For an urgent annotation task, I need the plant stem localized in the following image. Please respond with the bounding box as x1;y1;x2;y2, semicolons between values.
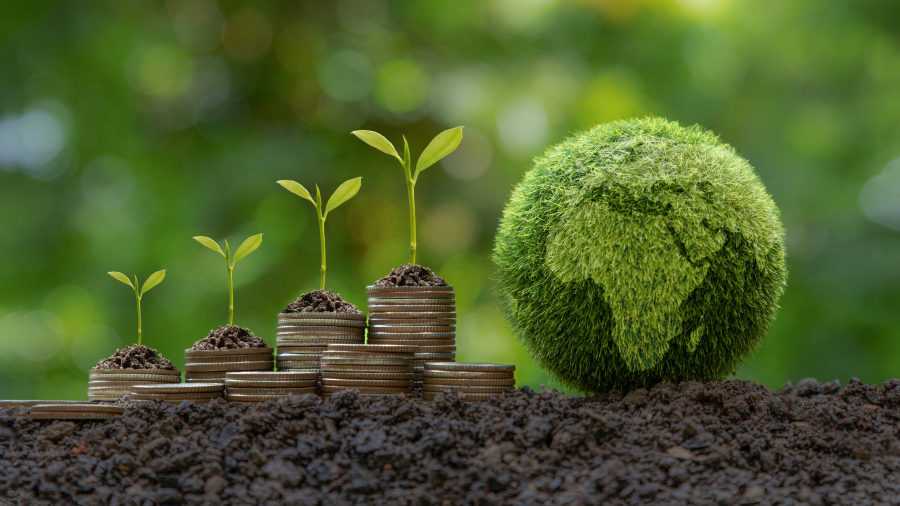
405;163;417;265
319;213;326;290
227;260;234;326
135;290;142;347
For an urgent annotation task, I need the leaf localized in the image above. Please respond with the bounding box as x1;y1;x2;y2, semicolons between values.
277;180;316;205
324;178;362;217
108;272;134;288
140;270;166;296
232;234;263;265
351;130;402;163
403;135;410;172
415;126;464;178
193;236;224;256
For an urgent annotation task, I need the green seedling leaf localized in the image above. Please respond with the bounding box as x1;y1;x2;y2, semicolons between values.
140;270;166;296
324;178;362;217
403;136;410;172
351;130;402;163
415;126;464;179
108;272;134;288
316;185;322;211
193;236;224;256
278;180;316;205
232;234;263;265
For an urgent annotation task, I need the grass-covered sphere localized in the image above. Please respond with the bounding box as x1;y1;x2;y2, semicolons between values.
493;117;786;394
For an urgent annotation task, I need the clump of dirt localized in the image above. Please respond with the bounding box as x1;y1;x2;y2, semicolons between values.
92;344;175;370
374;263;448;287
282;289;361;313
190;325;268;350
5;377;900;505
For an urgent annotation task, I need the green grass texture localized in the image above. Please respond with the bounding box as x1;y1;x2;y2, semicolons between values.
493;117;787;394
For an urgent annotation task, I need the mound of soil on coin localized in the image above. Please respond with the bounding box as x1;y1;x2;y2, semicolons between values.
190;325;268;351
5;378;900;505
374;263;447;287
92;344;175;370
283;289;361;314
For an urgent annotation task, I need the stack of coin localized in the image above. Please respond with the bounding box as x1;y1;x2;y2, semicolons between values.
184;347;274;383
87;368;182;402
320;344;418;399
275;312;367;374
28;403;124;420
1;400;85;410
224;371;319;402
131;383;224;404
422;363;516;402
365;285;456;386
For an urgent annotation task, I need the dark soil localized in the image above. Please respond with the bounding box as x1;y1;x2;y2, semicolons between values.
4;378;900;505
191;326;268;351
92;345;176;371
374;264;447;287
283;289;361;314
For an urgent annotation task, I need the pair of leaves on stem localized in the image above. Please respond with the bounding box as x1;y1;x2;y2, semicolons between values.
351;126;463;181
277;178;361;218
109;270;166;298
193;234;263;267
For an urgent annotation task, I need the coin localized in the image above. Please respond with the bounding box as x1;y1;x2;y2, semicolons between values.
368;325;455;332
367;331;456;338
423;378;516;387
365;285;454;293
184;347;274;357
224;381;316;388
226;392;317;402
368;311;456;319
321;393;394;399
131;392;223;401
277;318;367;328
366;339;457;347
225;387;318;395
88;374;181;384
276;337;364;345
414;346;456;353
277;352;325;359
278;312;367;321
321;353;413;361
184;371;228;379
321;379;411;387
132;383;224;394
319;372;414;380
275;361;321;368
1;400;84;408
368;319;456;326
367;297;456;304
425;362;516;372
226;371;319;381
183;354;274;365
87;380;152;388
30;403;124;413
184;362;274;373
326;344;420;354
422;392;500;402
368;305;457;313
422;385;513;394
320;364;412;373
320;358;411;366
412;352;455;359
29;411;118;420
86;389;131;396
276;327;365;335
423;370;515;379
320;385;410;394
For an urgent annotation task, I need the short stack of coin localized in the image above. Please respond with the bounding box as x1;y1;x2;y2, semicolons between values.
320;344;419;399
28;403;124;420
423;363;516;402
276;312;367;374
184;347;274;383
131;383;224;404
365;285;456;386
88;368;182;402
224;371;319;402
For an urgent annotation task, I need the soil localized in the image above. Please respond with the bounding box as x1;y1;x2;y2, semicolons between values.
374;264;448;287
283;290;362;314
92;345;176;371
191;326;268;351
3;378;900;505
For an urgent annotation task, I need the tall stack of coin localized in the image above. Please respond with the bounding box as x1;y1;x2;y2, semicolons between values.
184;347;274;383
320;344;418;398
365;285;456;386
422;363;516;402
275;313;367;374
88;368;182;402
131;383;224;404
28;403;124;421
224;371;319;402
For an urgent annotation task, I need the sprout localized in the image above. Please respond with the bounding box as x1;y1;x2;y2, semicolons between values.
277;177;361;289
193;234;263;326
352;127;463;264
108;270;166;347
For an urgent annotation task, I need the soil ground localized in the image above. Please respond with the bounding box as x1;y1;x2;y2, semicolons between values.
93;345;176;370
3;378;900;505
283;290;362;314
374;264;447;287
191;326;268;351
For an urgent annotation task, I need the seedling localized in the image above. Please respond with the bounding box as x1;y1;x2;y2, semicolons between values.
352;127;463;264
193;234;263;326
108;270;166;346
277;177;361;290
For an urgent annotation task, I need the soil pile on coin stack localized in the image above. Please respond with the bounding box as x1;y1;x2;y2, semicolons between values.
423;362;516;402
277;290;366;375
130;383;224;405
368;266;455;389
185;326;273;383
224;371;319;403
88;345;180;402
319;344;418;399
27;403;124;421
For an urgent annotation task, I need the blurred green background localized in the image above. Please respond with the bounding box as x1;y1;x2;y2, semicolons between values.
2;0;899;400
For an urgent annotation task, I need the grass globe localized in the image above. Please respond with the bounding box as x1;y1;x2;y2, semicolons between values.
493;117;787;394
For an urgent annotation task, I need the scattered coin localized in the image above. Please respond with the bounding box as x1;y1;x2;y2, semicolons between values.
321;379;411;388
422;385;513;394
423;378;516;387
226;387;317;395
320;385;410;394
423;370;515;380
425;362;516;372
132;383;224;394
184;362;274;373
184;347;274;358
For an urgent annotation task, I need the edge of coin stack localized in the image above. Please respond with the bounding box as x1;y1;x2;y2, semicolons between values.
87;367;182;402
365;285;456;389
225;371;319;402
276;312;367;376
131;382;225;404
28;403;125;420
184;347;274;383
422;362;516;402
320;344;418;399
